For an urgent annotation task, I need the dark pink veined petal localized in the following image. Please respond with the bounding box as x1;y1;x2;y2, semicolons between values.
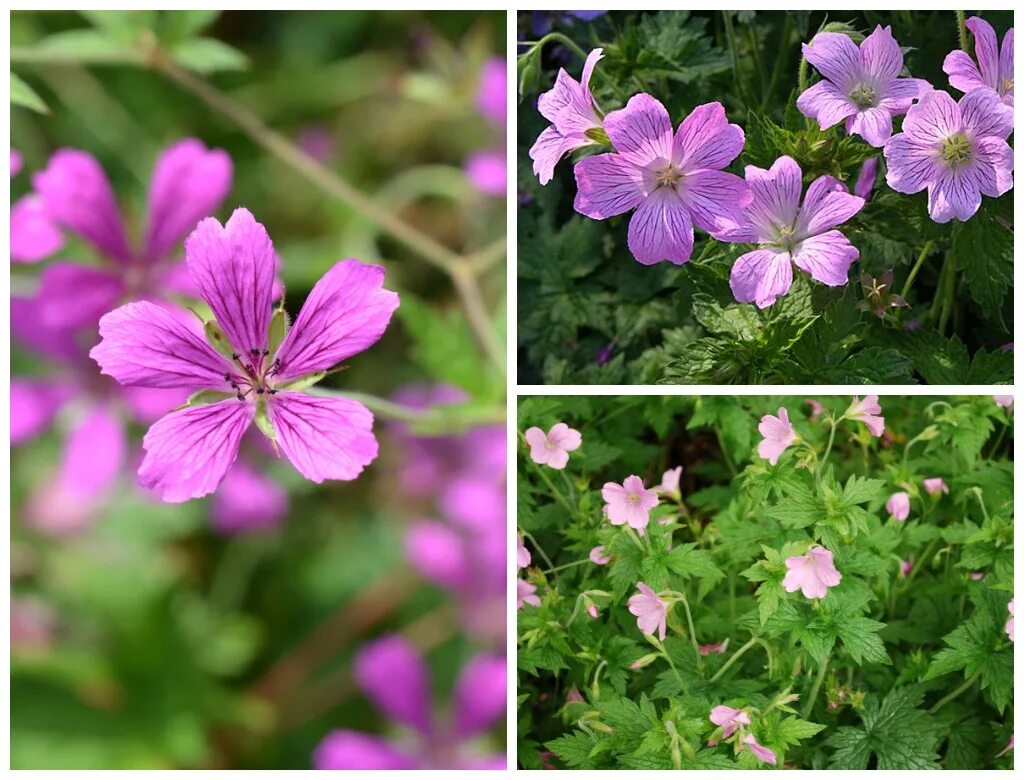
927;166;985;223
11;194;64;263
353;635;432;733
604;93;674;167
729;248;793;309
266;392;377;483
11;296;83;366
211;459;287;534
845;106;894;147
802;32;861;90
38;262;125;331
944;49;988;95
530;126;585;185
901;90;961;144
677;169;751;237
273;260;399;382
10;378;73;445
626;189;694;265
91;300;234;390
959;88;1014;140
185;207;277;355
145;139;232;263
974;136;1014;197
672;102;745;173
797;175;864;236
746;156;803;235
453;653;506;737
860;25;903;82
883;133;943;195
32;148;132;263
795;80;858;130
966;16;1000;89
573;153;645;219
155;257;202;298
791;230;859;286
138;399;253;502
312;731;417;770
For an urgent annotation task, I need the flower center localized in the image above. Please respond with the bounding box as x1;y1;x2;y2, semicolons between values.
225;348;280;400
941;131;973;167
848;84;877;109
653;164;683;190
627;493;640;505
1001;77;1013;94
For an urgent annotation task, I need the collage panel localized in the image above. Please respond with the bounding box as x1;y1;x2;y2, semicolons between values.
516;10;1014;385
516;394;1014;770
10;9;506;771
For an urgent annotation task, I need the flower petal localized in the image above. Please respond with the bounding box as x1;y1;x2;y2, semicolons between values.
878;77;931;113
10;194;64;263
267;392;377;483
966;16;1000;88
626;189;694;265
272;260;398;382
883;133;943;195
791;230;859;285
11;296;82;365
730;249;793;309
901;90;961;144
797;176;864;235
603;92;674;167
845;106;894;147
38;262;125;331
796;80;858;130
677;169;751;236
138;399;252;501
802;32;861;90
10;379;73;445
312;731;417;770
211;459;287;533
927;167;984;223
405;520;469;588
747;156;803;235
673;102;745;172
999;28;1013;95
453;653;506;737
959;88;1014;140
944;49;988;95
530;125;583;185
354;635;432;733
56;404;126;503
860;25;903;82
974;136;1014;197
573;153;645;219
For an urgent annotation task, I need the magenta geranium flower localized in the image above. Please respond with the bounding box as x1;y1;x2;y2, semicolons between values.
524;422;582;469
899;558;913;577
603;475;659;533
846;395;885;436
466;57;506;196
10;149;63;263
518;578;541;609
589;545;612;565
574;94;749;265
782;546;842;599
757;407;797;465
884;89;1013;223
743;733;778;765
710;705;750;737
210;453;288;534
922;477;949;496
886;491;910;521
31;140;232;330
797;26;930;147
943;16;1014;106
628;581;669;640
721;156;864;308
529;48;605;185
90;208;398;502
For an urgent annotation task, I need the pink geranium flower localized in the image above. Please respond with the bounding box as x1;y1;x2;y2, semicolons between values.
846;395;885;436
923;477;949;496
91;208;398;502
627;582;669;640
10;149;64;263
721;155;864;307
996;734;1014;757
700;640;729;656
602;475;659;533
655;466;683;498
518;579;541;609
797;26;930;147
529;48;605;184
884;89;1013;223
899;558;913;577
994;395;1013;410
709;705;750;737
743;733;778;765
524;422;582;469
574;94;749;266
943;16;1014;106
589;545;612;565
886;491;910;521
517;536;531;569
782;546;842;599
1006;599;1014;642
757;407;797;465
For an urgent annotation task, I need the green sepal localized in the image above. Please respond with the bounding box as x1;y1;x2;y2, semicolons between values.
186;389;235;407
275;370;326;391
584;126;611;145
268;306;289;356
254;400;276;441
204;319;236;360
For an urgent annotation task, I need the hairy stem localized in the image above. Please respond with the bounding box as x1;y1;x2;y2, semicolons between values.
527;453;578;521
520;32;590;62
801;653;830;719
929;669;981;713
955;10;969;53
521;529;556;571
722;11;750;110
901;240;935;301
709;636;759;683
676;595;704;675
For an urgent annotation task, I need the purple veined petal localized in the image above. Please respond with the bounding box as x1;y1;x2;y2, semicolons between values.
795;80;858;130
974;136;1014;197
185;207;277;355
530;126;585;185
405;519;470;589
120;385;190;425
845;106;895;147
465;150;507;196
860;25;904;82
312;731;418;770
926;166;985;223
138;399;254;502
10;378;73;445
32;148;132;263
10;194;65;263
677;169;751;237
145;139;232;264
353;634;433;733
580;47;604;92
573;153;645;219
802;32;861;90
266;392;377;483
944;49;988;95
792;230;859;285
38;262;125;331
537;67;584;124
272;259;399;382
453;653;506;737
672;102;745;172
746;156;803;233
626;189;694;265
91;300;234;390
883;133;943;195
901;90;961;144
154;257;202;298
603;93;674;167
959;88;1014;140
554;50;605;135
998;28;1013;100
211;459;288;534
796;176;864;236
966;16;1000;89
11;296;83;366
729;248;793;309
878;77;932;114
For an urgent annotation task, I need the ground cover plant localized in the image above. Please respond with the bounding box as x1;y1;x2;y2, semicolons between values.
11;10;505;769
517;395;1014;769
516;11;1014;384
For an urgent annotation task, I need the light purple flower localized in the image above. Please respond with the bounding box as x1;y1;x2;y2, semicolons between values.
709;705;750;738
574;94;749;265
628;581;669;640
743;733;778;765
589;545;611;565
210;456;288;534
529;48;605;185
602;475;659;533
923;477;949;497
1007;599;1014;642
587;603;599;619
518;578;541;609
700;640;728;656
782;546;842;599
524;422;582;469
517;536;531;569
854;156;879;201
944;16;1014;106
884;89;1013;223
846;395;885;436
655;466;683;498
757;407;797;465
797;26;930;147
994;395;1013;410
886;491;911;521
90;208;398;502
721;156;864;308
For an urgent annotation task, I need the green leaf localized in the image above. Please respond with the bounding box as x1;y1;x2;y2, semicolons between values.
171;38;248;73
835;615;891;665
31;29;140;62
952;196;1013;315
10;73;48;113
546;731;599;768
923;610;1013;713
825;688;941;769
766;479;822;529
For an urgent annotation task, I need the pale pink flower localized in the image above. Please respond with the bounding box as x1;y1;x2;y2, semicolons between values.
743;733;778;765
655;466;683;498
603;475;659;533
899;558;913;577
757;407;797;465
524;422;582;469
806;398;824;419
589;545;612;565
518;579;541;609
1006;599;1014;642
709;705;750;738
627;582;668;640
996;734;1014;757
782;546;842;599
587;604;599;619
566;687;584;704
970;571;985;581
700;640;729;656
923;477;949;496
846;395;885;436
994;395;1013;410
517;536;531;569
886;491;910;521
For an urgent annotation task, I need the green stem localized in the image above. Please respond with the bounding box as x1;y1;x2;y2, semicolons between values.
676;595;704;675
798;56;810;95
760;13;793;112
312;389;502;433
745;23;765;96
663;650;688;696
541;558;590;575
937;253;956;334
520;530;555;571
955;10;969;53
929;669;981;713
721;11;749;110
801;653;831;719
821;417;838;465
709;636;759;683
905;538;940;586
901;240;935;301
528;456;577;520
522;32;589;61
